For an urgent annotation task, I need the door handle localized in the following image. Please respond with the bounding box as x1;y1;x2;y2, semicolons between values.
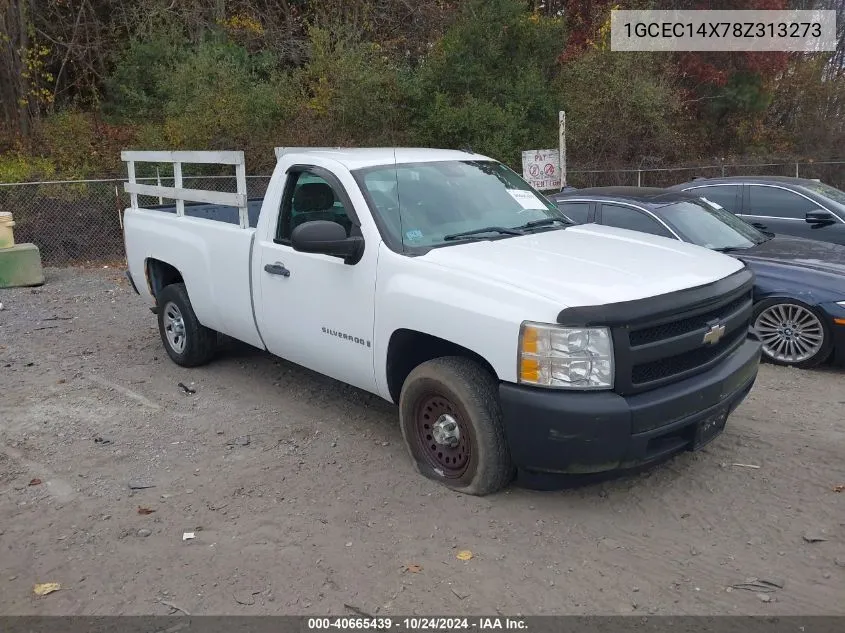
264;262;291;277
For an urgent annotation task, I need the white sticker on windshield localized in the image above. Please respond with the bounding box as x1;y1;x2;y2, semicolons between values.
508;189;548;210
699;197;724;210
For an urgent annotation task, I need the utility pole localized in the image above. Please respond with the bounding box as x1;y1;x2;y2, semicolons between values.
559;111;566;189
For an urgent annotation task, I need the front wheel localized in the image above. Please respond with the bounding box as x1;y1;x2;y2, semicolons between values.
753;298;832;369
156;283;218;367
398;357;514;496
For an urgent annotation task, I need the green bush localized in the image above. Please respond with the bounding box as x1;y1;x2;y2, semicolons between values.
555;51;681;165
408;0;566;166
0;153;56;183
296;25;409;145
108;37;300;172
103;30;186;121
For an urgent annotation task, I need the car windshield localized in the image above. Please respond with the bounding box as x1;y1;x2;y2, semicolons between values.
657;198;769;250
801;181;845;212
353;160;569;250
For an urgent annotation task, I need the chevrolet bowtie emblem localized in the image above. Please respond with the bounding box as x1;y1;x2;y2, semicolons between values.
702;322;726;345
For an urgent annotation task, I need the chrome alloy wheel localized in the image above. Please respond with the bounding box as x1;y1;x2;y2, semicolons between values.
754;303;824;364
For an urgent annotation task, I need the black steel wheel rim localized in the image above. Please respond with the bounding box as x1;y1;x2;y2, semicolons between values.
414;393;471;478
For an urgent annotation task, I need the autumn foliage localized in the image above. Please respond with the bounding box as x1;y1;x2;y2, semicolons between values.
1;0;844;180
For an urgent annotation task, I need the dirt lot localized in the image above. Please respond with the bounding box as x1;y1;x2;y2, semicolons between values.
1;268;844;616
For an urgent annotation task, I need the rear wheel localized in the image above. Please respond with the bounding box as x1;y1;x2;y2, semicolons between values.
753;299;832;368
399;357;514;496
157;283;218;367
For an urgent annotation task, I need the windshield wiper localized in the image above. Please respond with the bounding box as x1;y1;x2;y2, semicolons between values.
512;218;572;231
443;226;525;241
712;246;751;253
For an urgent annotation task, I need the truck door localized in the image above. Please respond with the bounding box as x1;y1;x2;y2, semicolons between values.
254;166;378;393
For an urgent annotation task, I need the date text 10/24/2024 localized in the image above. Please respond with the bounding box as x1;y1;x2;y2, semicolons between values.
307;618;528;631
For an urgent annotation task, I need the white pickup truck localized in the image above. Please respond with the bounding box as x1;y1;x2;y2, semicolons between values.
122;148;762;495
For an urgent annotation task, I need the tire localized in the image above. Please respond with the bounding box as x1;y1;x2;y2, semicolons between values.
156;283;218;367
398;356;514;496
752;298;832;369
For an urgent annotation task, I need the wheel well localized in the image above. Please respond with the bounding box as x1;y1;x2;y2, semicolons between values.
146;259;183;300
385;329;498;403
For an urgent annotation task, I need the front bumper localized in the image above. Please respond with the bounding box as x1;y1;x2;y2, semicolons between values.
499;336;761;484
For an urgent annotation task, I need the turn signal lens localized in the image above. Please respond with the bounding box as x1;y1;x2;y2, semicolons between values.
520;358;540;382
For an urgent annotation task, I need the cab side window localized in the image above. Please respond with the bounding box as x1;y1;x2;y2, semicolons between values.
746;185;818;219
556;201;591;224
600;204;674;239
276;171;353;242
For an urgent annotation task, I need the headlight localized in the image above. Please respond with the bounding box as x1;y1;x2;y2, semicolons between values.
837;301;845;308
518;322;614;390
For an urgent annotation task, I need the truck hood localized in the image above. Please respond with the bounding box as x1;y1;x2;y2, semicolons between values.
421;224;744;308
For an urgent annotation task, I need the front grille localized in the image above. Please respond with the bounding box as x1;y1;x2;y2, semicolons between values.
611;282;754;395
631;327;746;384
629;293;749;347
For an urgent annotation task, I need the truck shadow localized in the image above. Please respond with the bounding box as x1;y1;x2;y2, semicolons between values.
215;338;738;498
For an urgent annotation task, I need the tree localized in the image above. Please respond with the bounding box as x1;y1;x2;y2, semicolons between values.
409;0;566;165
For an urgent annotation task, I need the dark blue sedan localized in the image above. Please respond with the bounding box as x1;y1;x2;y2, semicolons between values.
550;187;845;369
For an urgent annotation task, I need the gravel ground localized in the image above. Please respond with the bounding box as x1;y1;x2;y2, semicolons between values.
1;268;844;616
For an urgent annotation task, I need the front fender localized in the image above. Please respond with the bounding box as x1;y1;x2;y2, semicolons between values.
372;248;561;398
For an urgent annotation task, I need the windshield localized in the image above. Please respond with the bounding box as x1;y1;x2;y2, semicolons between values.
353;160;569;250
657;198;768;250
801;181;845;212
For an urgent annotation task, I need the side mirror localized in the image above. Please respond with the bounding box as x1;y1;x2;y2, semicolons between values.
291;220;364;264
805;210;835;225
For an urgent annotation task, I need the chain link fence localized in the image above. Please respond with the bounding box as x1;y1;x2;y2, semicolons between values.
567;160;845;189
3;160;845;266
0;176;271;266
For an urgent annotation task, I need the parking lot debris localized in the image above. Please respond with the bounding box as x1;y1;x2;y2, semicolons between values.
757;593;772;603
177;382;196;395
137;528;152;537
33;583;61;596
456;550;473;561
128;479;155;490
182;532;195;541
28;478;42;486
803;531;828;543
833;484;844;493
159;599;190;615
234;590;258;606
137;506;156;515
344;604;374;618
731;463;761;469
451;588;469;600
729;578;783;593
93;436;112;445
226;435;251;447
405;564;422;573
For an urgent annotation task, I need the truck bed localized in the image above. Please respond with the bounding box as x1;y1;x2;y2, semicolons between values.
147;198;265;228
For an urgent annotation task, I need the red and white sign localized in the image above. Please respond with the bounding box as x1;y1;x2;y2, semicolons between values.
521;150;561;191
